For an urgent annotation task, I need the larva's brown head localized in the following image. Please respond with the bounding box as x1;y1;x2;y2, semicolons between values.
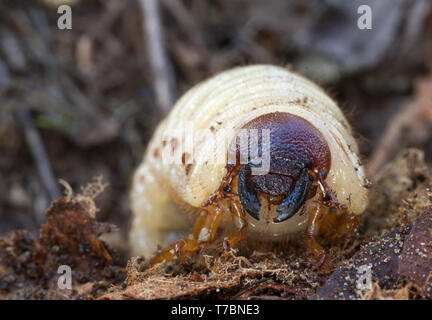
229;112;331;222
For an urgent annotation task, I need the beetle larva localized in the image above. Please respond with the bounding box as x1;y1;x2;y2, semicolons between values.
130;64;369;265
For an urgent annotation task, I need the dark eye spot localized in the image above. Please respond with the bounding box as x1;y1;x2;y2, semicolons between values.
153;148;159;158
185;164;192;176
170;138;178;153
138;175;145;184
182;152;191;165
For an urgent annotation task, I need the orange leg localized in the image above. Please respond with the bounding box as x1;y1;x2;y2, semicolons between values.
149;205;224;265
222;200;248;250
304;168;359;267
318;210;360;245
304;202;359;266
202;165;237;207
304;205;328;267
307;168;347;211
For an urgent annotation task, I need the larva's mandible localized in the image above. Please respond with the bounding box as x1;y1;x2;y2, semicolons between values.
130;65;369;264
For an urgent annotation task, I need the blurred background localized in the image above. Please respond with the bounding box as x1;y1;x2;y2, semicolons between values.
0;0;431;244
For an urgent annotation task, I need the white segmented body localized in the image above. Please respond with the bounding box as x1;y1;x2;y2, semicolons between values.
130;65;368;257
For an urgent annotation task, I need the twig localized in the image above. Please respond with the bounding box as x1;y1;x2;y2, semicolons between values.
88;0;127;41
15;108;61;202
367;103;417;177
138;0;177;116
367;76;432;177
161;0;207;50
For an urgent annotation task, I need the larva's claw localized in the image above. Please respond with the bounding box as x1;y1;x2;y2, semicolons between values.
315;254;326;269
275;166;312;223
238;164;260;220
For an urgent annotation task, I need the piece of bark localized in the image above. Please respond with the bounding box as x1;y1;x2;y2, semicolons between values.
398;198;432;298
317;225;411;300
101;275;239;300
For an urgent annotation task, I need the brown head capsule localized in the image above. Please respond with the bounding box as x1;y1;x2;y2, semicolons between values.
233;112;330;223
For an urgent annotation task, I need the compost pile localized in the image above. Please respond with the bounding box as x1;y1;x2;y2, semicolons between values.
1;0;432;300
